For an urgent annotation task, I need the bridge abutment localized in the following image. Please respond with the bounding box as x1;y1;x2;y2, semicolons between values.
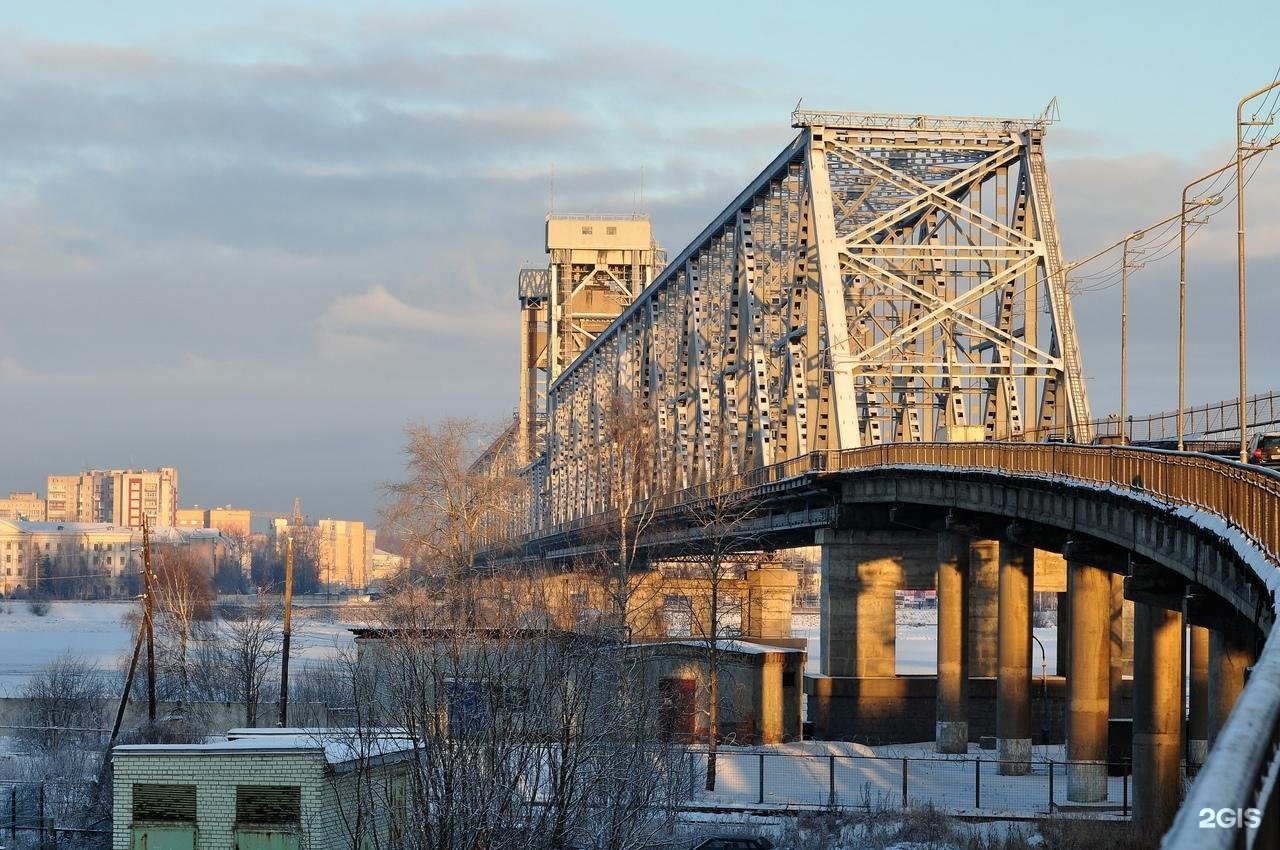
1133;601;1184;834
935;531;969;753
997;540;1034;775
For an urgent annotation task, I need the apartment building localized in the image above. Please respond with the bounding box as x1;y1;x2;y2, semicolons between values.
0;491;45;521
45;467;178;529
273;517;377;590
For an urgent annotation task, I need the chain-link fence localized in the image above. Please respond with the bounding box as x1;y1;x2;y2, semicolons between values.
0;781;110;849
684;750;1131;818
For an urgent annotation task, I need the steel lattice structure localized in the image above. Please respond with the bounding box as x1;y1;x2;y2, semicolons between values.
537;111;1092;527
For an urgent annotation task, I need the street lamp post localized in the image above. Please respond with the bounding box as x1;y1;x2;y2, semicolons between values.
1120;232;1145;440
1177;184;1225;451
1235;80;1280;460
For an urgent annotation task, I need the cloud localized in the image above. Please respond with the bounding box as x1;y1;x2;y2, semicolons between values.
317;285;506;337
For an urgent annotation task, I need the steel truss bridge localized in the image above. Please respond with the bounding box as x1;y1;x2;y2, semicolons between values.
484;110;1280;846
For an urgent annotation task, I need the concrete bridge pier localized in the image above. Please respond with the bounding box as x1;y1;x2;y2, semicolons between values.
1187;625;1209;768
996;540;1033;775
935;531;969;753
969;539;1000;678
1208;627;1254;745
817;529;902;677
1109;573;1130;717
1132;602;1184;834
1065;559;1111;801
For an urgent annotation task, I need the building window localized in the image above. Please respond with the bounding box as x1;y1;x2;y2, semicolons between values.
445;680;528;737
663;595;693;637
606;226;617;235
132;783;197;822
581;225;593;235
235;785;301;826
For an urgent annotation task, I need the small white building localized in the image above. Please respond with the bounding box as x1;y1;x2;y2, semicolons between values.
112;728;415;850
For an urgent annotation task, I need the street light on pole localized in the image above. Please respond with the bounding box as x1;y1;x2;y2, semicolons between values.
1177;184;1225;451
1235;80;1280;461
1120;230;1146;440
1062;207;1195;440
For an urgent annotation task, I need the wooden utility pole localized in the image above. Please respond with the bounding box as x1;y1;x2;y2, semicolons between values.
278;536;295;727
141;517;156;723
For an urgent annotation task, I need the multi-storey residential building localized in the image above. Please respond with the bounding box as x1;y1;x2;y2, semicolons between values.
45;468;178;529
273;517;377;590
109;468;179;529
0;491;46;521
46;472;113;523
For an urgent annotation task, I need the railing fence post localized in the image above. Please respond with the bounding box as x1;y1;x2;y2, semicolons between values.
974;758;981;809
1048;760;1055;813
1123;765;1129;817
901;757;908;808
828;755;836;808
758;752;765;805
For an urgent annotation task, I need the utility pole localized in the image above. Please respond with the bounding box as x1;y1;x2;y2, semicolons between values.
278;536;294;727
141;517;156;723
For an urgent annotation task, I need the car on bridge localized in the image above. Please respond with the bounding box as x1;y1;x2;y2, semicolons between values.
1247;431;1280;467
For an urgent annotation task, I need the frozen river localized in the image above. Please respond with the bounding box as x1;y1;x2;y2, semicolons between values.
0;600;1057;694
0;599;358;695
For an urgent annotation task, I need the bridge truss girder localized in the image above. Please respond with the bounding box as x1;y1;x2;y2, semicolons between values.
542;113;1092;526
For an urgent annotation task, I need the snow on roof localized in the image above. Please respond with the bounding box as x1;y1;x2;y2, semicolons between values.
2;519;129;534
632;639;803;655
114;728;416;767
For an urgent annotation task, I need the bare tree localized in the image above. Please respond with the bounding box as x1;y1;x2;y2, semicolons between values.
382;418;522;582
18;653;109;752
353;583;687;850
220;594;282;726
590;391;668;635
676;453;765;791
149;547;215;701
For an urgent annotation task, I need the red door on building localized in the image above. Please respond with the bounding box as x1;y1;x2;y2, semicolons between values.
659;677;696;742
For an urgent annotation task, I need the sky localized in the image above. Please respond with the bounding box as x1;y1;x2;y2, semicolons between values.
2;0;1279;525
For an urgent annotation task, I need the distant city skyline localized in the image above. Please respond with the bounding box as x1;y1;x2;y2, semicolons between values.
2;1;1279;521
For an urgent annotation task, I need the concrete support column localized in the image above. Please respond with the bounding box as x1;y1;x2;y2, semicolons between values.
1132;602;1184;834
968;539;999;678
1108;573;1127;717
935;531;969;753
996;540;1033;775
1187;625;1209;768
1066;560;1110;802
818;529;902;678
1208;627;1254;745
1056;591;1070;676
742;567;798;639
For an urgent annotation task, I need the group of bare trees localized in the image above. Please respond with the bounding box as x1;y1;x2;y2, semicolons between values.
359;405;772;850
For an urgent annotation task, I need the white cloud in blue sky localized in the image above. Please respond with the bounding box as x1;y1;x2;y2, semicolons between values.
1;0;1278;522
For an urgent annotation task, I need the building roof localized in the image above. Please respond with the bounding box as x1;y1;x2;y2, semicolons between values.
113;728;416;771
0;519;129;534
629;639;805;656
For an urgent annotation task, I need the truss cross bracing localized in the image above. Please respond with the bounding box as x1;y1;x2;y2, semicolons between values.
538;112;1093;527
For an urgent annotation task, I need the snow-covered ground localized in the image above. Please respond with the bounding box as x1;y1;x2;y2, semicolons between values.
0;599;357;695
687;739;1127;818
